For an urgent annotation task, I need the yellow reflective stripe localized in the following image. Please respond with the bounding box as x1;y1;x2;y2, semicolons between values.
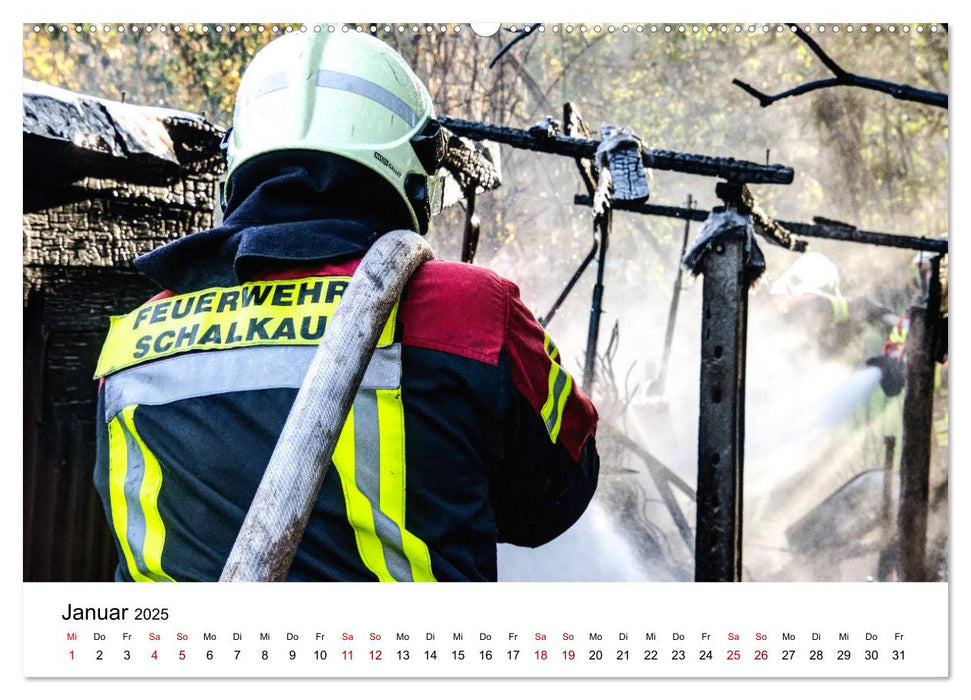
376;388;436;582
377;390;406;525
934;412;949;447
540;332;573;443
120;406;175;583
541;364;558;423
543;331;560;362
826;294;849;323
107;415;153;582
550;372;573;443
332;392;437;582
331;408;395;582
95;277;399;377
890;322;909;345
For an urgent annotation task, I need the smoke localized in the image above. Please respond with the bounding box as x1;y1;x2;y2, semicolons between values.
422;28;946;582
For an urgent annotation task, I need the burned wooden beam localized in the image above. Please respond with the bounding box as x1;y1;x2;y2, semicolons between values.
575;195;949;254
538;238;598;328
563;102;597;198
439;116;795;185
599;424;696;555
715;182;807;252
441;133;502;194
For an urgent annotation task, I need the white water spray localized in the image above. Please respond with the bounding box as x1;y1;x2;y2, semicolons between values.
497;500;651;581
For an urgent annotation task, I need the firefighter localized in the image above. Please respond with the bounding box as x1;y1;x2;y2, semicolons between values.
767;251;889;361
92;31;599;582
867;247;948;437
768;251;851;354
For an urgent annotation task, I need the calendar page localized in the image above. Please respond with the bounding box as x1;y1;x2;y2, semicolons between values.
20;1;956;694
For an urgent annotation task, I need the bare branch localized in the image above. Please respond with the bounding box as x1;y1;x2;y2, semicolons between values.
734;23;947;109
490;32;555;113
793;24;848;78
488;23;541;69
733;76;842;108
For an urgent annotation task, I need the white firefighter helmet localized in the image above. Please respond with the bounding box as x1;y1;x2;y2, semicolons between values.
770;251;842;298
226;30;446;232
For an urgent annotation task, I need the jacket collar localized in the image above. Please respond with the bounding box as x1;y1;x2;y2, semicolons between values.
134;152;412;293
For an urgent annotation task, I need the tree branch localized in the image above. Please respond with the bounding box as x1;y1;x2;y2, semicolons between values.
490;31;555;113
488;23;541;69
734;23;947;109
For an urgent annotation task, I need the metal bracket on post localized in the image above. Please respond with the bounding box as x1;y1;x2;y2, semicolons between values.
897;255;942;582
683;185;767;582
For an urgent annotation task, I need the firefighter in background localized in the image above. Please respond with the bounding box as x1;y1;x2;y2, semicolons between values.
768;251;896;362
92;31;599;582
768;252;853;358
867;247;949;447
868;246;949;579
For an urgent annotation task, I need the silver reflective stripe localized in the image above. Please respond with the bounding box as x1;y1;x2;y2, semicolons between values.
104;344;402;421
315;69;419;128
247;71;291;104
545;369;569;434
352;389;413;582
119;415;165;582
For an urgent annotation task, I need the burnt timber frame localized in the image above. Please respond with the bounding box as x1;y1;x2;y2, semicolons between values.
443;111;946;583
575;194;946;582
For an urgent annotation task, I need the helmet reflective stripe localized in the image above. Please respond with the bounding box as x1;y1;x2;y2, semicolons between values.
248;70;422;128
315;70;420;128
246;72;291;104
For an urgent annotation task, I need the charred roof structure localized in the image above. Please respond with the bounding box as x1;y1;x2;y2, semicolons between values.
23;79;226;581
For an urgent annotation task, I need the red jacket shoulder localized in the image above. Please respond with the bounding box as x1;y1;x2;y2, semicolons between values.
399;260;508;365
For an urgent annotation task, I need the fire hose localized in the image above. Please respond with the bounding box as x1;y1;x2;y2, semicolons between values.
220;230;434;582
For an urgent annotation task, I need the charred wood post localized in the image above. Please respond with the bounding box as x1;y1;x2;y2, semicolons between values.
877;435;897;581
537;104;598;329
442;115;795;399
539;238;598;327
693;214;750;581
883;435;896;525
683;185;769;582
651;193;694;396
440;132;502;265
582;210;611;394
897;256;943;582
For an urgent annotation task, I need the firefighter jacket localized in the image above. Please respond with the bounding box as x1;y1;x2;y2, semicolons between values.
92;153;600;582
882;312;948;448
